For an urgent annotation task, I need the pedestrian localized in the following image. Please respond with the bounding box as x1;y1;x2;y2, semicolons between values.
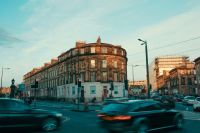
84;101;89;111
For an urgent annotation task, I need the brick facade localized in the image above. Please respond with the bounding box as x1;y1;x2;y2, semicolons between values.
23;38;127;101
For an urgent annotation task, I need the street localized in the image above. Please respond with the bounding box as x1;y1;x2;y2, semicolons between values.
21;101;200;133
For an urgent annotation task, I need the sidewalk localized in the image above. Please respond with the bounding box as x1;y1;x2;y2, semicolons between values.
32;100;103;112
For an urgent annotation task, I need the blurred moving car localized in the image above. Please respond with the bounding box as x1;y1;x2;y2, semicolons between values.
103;97;129;106
98;100;184;133
193;97;200;111
0;98;63;131
182;96;196;105
151;95;162;102
160;95;175;109
173;94;184;102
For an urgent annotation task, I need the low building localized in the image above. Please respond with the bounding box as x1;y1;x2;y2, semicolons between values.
128;80;146;95
169;62;197;96
194;57;200;94
23;37;128;102
149;56;191;90
0;87;10;95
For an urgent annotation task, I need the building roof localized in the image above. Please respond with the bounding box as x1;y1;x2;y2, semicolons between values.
194;56;200;63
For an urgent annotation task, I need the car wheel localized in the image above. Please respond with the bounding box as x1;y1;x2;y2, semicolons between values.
42;118;58;132
137;123;149;133
175;116;184;129
108;130;119;133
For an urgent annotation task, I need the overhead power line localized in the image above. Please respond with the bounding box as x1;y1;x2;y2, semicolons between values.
128;35;200;56
129;47;200;64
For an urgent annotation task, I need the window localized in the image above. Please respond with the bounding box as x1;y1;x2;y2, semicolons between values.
135;102;162;112
72;49;77;55
102;72;107;81
90;72;96;82
80;61;84;69
80;48;84;54
122;62;124;69
80;72;85;82
91;47;95;53
114;86;118;94
114;48;117;54
102;47;107;53
181;77;185;85
188;78;192;85
90;86;96;94
114;73;118;82
121;50;124;55
114;61;117;68
73;74;76;83
5;100;30;111
91;60;96;68
102;103;129;113
102;60;107;68
72;86;76;95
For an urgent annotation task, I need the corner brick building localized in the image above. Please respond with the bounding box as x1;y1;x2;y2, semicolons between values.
23;37;128;102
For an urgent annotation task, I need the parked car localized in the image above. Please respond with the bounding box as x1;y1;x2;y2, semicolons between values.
103;97;129;106
182;96;196;105
193;97;200;111
0;98;64;131
98;100;184;133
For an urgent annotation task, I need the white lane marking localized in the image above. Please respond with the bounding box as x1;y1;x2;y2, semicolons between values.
62;116;71;123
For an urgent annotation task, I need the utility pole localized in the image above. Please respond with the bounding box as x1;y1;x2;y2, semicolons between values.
138;39;150;99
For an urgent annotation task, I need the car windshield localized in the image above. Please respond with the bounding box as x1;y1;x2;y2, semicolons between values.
102;103;130;113
185;96;195;100
196;98;200;102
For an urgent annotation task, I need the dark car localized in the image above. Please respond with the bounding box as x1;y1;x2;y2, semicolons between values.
0;98;63;131
103;97;129;106
160;95;175;109
98;100;183;133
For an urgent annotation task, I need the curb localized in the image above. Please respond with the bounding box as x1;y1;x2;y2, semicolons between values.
70;109;95;112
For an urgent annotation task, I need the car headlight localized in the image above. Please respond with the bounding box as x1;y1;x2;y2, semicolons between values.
56;113;63;117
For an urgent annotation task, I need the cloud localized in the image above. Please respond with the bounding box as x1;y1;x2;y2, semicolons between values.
122;6;200;58
21;0;134;55
5;0;200;85
0;28;25;46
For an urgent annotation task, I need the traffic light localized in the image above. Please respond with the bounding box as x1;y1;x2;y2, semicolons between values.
124;79;128;90
35;81;38;88
31;80;38;88
110;81;114;91
78;80;81;87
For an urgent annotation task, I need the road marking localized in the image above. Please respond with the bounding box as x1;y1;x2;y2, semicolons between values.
62;116;71;123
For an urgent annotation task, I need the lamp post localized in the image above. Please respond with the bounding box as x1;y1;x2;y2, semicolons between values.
138;39;150;98
1;67;10;90
131;65;140;86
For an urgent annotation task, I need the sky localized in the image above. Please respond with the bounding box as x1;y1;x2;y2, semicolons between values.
0;0;200;87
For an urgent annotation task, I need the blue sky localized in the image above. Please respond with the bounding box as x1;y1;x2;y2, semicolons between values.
0;0;200;86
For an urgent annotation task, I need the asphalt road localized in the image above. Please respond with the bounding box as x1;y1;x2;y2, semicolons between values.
35;103;200;133
2;102;199;133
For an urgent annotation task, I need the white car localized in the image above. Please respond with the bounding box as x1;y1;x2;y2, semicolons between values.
193;97;200;111
183;96;196;105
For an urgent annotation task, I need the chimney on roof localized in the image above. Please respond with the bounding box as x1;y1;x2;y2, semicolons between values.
76;41;86;48
44;63;50;67
51;59;57;64
97;36;101;44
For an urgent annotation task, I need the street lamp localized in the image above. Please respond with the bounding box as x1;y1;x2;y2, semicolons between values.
1;67;11;89
138;39;150;98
